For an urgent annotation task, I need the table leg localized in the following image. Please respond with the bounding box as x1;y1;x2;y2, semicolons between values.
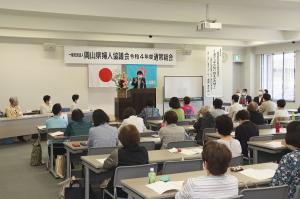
253;149;258;164
85;165;90;199
66;150;70;178
50;142;54;173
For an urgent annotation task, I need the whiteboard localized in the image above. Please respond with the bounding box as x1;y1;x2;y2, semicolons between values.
164;76;203;99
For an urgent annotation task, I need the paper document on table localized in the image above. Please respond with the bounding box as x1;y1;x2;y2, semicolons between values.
96;158;106;167
146;181;184;194
266;141;283;148
239;169;276;180
38;125;46;130
180;148;203;156
49;131;64;137
168;148;178;153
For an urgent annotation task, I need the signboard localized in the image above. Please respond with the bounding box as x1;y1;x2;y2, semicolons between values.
205;47;223;97
64;46;176;65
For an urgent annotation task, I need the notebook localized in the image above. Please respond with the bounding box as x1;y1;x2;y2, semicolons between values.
239;168;276;180
146;181;184;194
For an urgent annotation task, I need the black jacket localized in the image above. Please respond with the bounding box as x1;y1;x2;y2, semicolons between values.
253;96;263;106
193;113;215;144
235;121;259;157
249;111;265;125
131;77;146;89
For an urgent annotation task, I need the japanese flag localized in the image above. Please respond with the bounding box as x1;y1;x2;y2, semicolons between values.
88;64;121;87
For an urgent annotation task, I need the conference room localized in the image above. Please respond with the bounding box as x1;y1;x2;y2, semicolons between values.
0;0;300;199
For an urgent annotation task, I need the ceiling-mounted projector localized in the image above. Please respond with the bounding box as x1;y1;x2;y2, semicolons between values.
197;20;222;31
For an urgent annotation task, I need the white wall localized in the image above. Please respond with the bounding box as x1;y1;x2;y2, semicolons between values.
0;41;237;115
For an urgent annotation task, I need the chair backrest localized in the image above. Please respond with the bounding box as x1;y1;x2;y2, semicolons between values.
230;196;244;199
166;140;198;149
230;155;244;166
177;121;190;126
249;135;273;142
241;185;289;199
162;159;203;175
139;141;155;151
202;128;216;144
88;146;118;155
114;163;158;188
47;128;66;133
272;133;286;140
294;185;300;199
69;135;88;141
257;124;272;129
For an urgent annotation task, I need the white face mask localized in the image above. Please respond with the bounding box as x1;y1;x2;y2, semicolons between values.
258;92;263;96
138;75;143;78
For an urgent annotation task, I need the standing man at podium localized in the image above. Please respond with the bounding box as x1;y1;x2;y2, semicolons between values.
131;70;146;89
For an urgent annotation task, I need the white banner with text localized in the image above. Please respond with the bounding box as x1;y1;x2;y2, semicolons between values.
64;46;176;65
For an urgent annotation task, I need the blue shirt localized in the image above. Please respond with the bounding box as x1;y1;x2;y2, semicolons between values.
88;123;118;148
46;115;68;129
138;107;160;120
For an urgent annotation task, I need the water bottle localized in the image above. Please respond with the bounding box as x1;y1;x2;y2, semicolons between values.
275;121;280;134
148;168;156;184
292;112;296;121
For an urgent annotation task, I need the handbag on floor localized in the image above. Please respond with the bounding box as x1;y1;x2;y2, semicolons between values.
58;177;84;199
30;134;43;166
55;155;65;178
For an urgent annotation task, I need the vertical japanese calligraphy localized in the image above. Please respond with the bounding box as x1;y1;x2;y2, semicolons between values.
205;47;223;97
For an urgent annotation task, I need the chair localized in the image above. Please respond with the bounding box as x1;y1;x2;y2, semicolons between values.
139;141;155;151
231;196;244;199
273;133;286;140
202;128;216;145
177;121;190;126
240;185;288;199
230;155;244;166
103;163;158;199
88;146;118;155
166;140;198;149
249;135;273;141
294;185;300;199
257;124;272;129
69;135;88;141
162;159;203;174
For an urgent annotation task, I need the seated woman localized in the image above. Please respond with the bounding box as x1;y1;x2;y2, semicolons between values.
210;98;226;118
103;124;149;198
64;109;92;137
138;99;161;120
119;107;146;133
215;115;242;158
159;111;187;149
271;121;300;199
169;97;185;122
176;141;238;199
181;96;196;119
87;109;118;148
247;102;265;125
5;97;25;142
271;99;290;124
193;106;215;145
235;110;259;157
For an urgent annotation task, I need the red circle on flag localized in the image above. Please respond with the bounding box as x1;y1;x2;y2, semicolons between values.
99;68;113;82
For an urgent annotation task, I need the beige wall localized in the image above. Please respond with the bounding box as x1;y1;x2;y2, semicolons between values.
0;41;237;115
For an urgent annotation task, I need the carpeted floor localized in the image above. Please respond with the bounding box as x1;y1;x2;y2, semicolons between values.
0;140;61;199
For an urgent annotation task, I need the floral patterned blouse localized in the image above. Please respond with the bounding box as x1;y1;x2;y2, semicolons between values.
271;149;300;199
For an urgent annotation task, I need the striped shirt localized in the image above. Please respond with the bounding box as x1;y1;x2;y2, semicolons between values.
175;175;238;199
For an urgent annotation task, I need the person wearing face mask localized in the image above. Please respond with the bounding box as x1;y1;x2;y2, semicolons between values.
239;88;252;105
253;89;264;106
40;95;52;114
131;70;146;89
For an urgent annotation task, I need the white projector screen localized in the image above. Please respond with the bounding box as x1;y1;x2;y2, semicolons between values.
164;76;203;99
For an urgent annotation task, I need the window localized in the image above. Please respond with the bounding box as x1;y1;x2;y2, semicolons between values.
261;52;295;101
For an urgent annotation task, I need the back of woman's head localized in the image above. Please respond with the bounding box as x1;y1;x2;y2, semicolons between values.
235;110;250;121
163;111;178;124
202;141;232;175
286;121;300;148
247;102;258;112
169;97;181;109
71;109;84;122
183;96;191;105
213;98;223;109
119;124;140;148
122;107;136;119
92;109;109;126
215;115;233;136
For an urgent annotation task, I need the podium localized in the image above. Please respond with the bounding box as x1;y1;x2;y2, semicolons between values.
115;88;156;120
